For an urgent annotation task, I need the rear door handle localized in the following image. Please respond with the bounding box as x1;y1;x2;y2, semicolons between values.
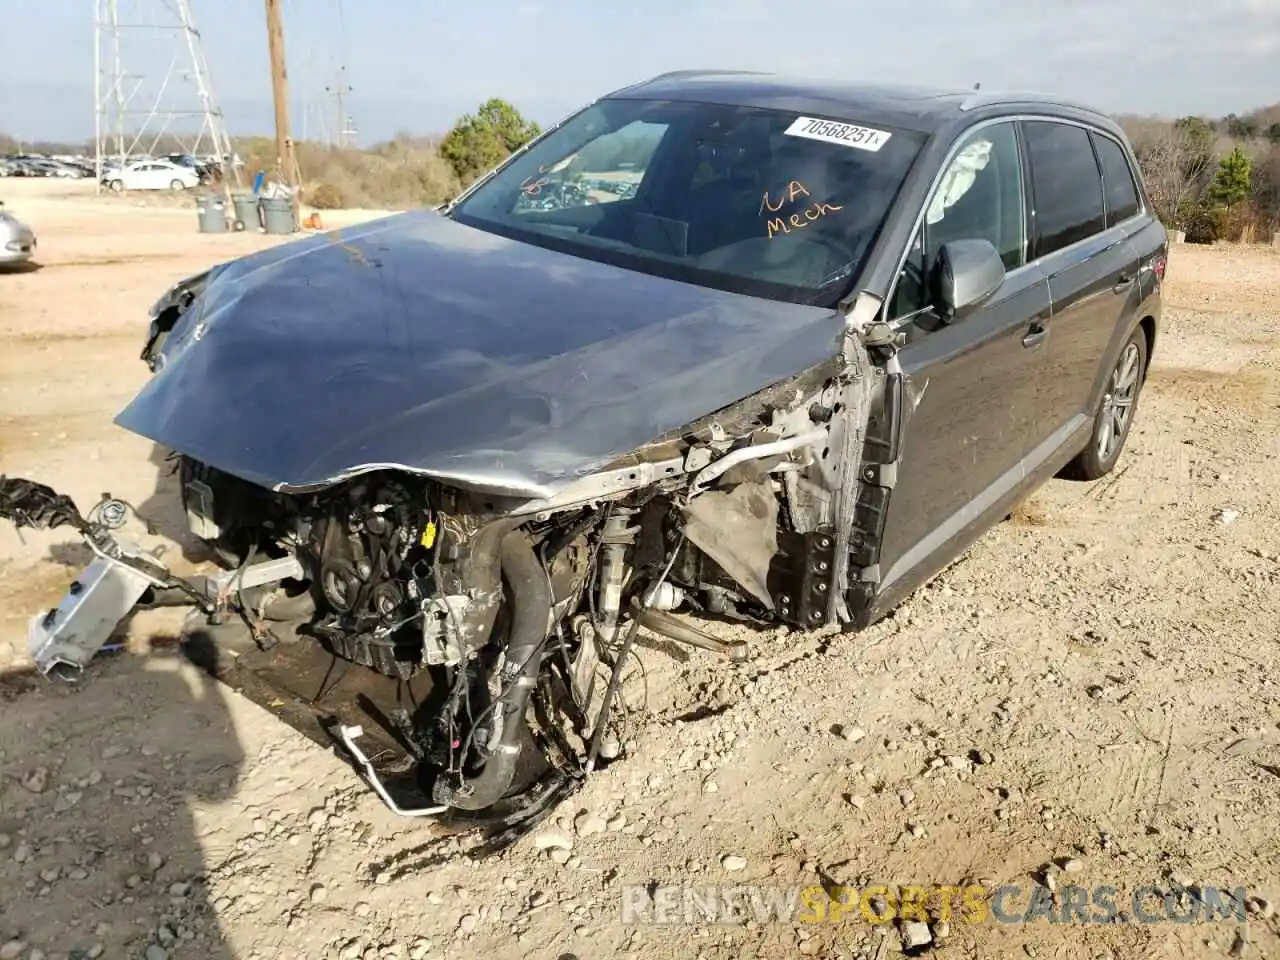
1113;271;1135;292
1022;322;1048;349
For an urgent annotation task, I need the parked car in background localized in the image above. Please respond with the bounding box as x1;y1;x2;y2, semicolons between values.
4;156;88;178
3;159;46;177
0;203;37;266
40;159;88;178
59;158;96;178
163;154;215;182
102;159;201;192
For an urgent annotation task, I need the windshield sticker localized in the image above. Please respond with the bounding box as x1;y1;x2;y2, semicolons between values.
784;117;891;152
759;180;844;239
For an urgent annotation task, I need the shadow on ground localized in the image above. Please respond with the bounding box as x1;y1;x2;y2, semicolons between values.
0;644;244;958
2;442;244;956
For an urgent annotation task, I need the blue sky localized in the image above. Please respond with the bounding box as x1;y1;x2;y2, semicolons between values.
2;0;1278;145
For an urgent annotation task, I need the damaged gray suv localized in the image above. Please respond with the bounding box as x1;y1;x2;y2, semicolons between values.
3;72;1165;839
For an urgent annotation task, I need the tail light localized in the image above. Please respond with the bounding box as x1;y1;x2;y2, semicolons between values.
1152;253;1167;283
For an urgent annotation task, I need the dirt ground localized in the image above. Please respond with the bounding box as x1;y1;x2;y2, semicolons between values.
1;176;1279;960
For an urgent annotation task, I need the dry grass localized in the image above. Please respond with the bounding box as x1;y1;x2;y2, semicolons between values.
236;136;461;211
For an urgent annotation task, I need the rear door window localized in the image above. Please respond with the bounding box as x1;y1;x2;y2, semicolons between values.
1023;121;1105;257
1092;134;1140;226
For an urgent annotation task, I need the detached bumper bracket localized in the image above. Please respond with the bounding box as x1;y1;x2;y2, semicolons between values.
27;554;155;679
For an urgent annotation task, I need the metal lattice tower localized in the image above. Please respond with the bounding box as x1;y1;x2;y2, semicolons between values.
325;66;357;148
93;0;239;189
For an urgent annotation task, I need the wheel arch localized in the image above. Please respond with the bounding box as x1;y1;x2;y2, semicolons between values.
1138;314;1157;381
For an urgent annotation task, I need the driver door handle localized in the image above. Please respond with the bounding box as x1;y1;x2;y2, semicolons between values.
1022;321;1048;350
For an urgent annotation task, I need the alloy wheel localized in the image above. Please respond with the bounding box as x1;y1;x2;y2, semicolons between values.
1097;342;1141;460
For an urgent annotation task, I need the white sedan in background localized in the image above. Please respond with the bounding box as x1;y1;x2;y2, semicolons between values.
102;160;201;192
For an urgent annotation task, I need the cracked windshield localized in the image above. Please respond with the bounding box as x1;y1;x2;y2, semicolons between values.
452;99;924;304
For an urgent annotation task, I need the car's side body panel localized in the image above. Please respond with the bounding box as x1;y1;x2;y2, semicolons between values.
875;267;1051;593
864;408;1092;626
850;103;1165;627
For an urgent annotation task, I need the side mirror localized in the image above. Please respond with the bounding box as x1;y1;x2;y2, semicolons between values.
932;239;1005;321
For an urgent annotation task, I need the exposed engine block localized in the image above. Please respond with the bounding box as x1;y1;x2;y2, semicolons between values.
306;477;439;678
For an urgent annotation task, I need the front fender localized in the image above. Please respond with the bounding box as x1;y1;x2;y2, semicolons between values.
141;269;214;371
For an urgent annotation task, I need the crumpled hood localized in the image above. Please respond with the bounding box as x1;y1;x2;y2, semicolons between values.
115;209;844;498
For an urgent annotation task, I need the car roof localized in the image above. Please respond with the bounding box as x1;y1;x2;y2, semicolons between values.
606;71;1116;136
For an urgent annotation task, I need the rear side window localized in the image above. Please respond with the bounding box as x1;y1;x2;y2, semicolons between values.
1092;134;1140;225
1023;121;1105;257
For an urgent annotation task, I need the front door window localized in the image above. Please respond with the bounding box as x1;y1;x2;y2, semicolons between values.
890;121;1027;327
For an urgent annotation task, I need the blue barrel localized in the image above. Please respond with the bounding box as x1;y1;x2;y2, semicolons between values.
196;194;228;233
261;196;297;235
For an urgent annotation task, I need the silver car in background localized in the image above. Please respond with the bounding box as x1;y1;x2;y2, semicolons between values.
0;204;37;266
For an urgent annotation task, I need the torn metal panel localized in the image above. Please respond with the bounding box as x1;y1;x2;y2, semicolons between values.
824;331;877;624
683;481;780;609
115;210;845;497
783;469;832;533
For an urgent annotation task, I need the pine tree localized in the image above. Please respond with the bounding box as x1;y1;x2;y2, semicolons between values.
440;99;542;185
1207;147;1253;209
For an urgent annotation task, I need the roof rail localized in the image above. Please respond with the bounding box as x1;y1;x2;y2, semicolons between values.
960;89;1101;115
644;69;771;83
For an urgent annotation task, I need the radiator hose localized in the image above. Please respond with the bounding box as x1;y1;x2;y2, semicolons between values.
435;530;550;811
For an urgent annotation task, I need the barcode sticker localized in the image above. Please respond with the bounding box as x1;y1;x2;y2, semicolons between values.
784;117;892;152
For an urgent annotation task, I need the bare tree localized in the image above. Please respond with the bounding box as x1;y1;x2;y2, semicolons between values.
1131;120;1214;229
1253;147;1280;231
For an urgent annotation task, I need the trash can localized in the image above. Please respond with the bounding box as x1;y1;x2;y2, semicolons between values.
195;194;228;233
231;193;261;232
261;196;297;235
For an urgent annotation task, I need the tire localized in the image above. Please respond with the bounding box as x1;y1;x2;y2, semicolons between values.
109;179;124;192
170;179;186;191
1062;328;1148;481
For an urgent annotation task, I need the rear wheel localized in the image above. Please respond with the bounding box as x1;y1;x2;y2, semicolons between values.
1063;329;1147;481
170;179;186;191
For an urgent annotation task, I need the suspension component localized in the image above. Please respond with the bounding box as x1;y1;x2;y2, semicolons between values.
595;506;638;642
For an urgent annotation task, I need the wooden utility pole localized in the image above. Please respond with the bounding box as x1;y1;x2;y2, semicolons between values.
264;0;300;221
